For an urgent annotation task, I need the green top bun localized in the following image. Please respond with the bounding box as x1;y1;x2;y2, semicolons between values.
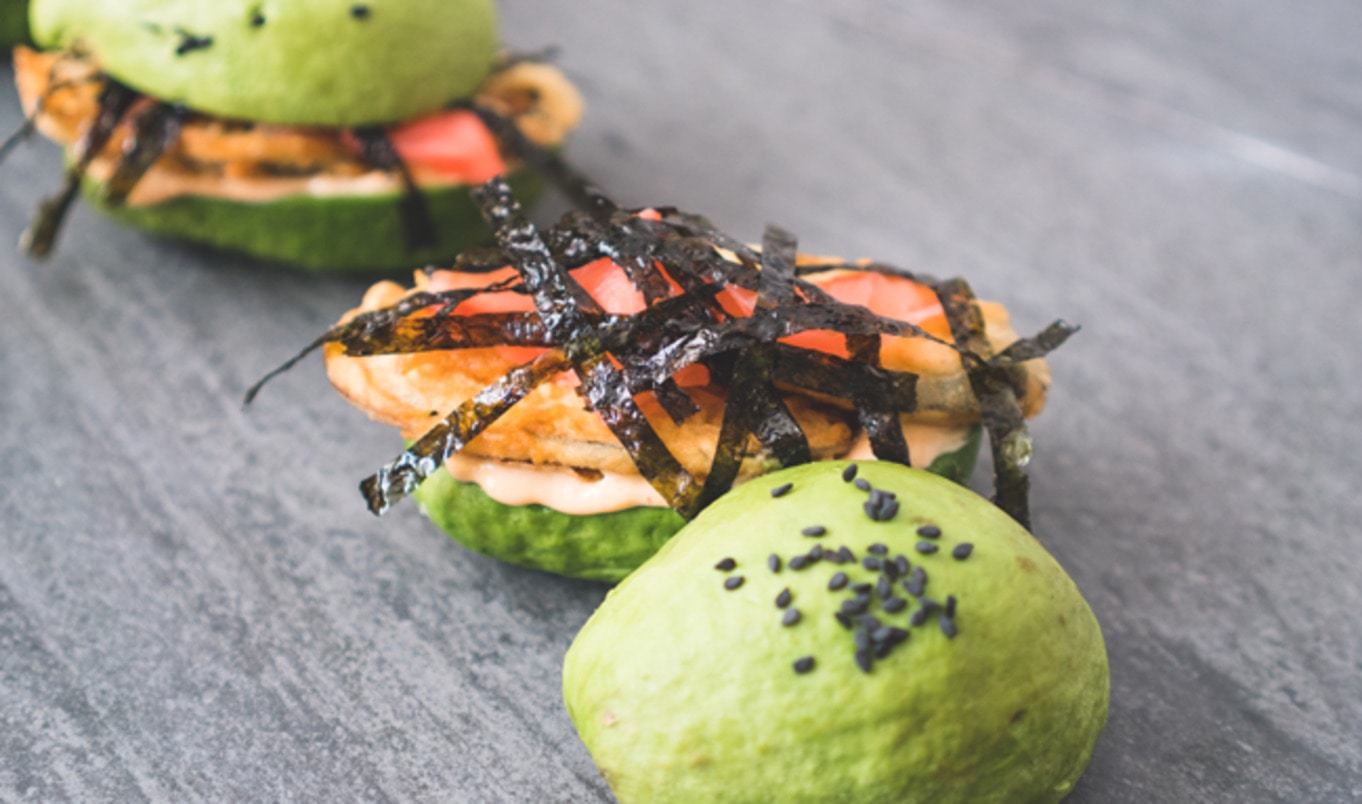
564;461;1108;803
30;0;499;126
1;0;29;47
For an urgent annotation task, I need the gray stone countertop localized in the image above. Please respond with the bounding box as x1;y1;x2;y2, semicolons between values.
1;1;1359;800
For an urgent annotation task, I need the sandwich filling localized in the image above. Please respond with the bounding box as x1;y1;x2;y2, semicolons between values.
325;253;1045;516
14;47;584;206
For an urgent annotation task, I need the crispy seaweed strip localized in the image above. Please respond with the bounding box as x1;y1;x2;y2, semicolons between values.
991;320;1080;366
243;284;524;403
757;225;798;310
0;117;37;164
350;125;436;251
467;103;617;217
360;350;572;514
471;177;703;515
22;79;139;258
101;102;185;207
337;313;550;356
934;277;1032;529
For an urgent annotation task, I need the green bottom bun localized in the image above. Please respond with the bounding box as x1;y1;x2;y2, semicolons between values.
411;425;981;583
564;461;1109;803
84;169;545;272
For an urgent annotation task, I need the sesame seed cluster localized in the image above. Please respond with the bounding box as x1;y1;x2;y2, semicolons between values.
714;463;975;676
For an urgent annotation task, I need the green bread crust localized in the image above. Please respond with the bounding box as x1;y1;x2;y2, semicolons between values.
31;0;498;125
411;425;981;583
85;169;544;272
564;461;1109;803
1;0;29;47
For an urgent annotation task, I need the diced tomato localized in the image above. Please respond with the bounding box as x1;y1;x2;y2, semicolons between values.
386;109;506;183
571;258;647;315
422;257;945;375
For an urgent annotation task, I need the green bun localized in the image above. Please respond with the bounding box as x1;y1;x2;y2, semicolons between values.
31;0;498;126
85;169;544;272
412;426;981;583
1;0;29;47
564;461;1109;803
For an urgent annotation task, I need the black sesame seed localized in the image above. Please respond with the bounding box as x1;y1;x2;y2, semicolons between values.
855;649;874;674
794;656;815;674
861;556;882;571
882;559;901;580
945;595;958;618
801;525;827;537
940;616;958;639
850;582;873;596
782;608;802;627
874;641;895;659
875;576;893;599
828;572;849;591
952;543;975;560
862;501;881;520
824;551;845;565
917;524;942;539
913;566;928;584
879;500;900;521
868;543;888;555
915;541;940;555
871;625;894;644
856;614;881;631
854;629;871;651
854;478;872;492
885;627;910;646
910;607;930;627
768;554;782;573
770;482;794;498
834;611;854;630
902;577;925;598
919;597;942;611
842;597;869;615
350;4;371;19
838;547;856;563
724;576;745;590
789;555;810;571
894;555;911;576
842;464;859;482
882;596;907;613
775;588;792;608
808;545;824;561
714;557;736;572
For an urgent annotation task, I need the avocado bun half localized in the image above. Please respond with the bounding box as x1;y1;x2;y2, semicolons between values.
563;461;1109;802
410;425;981;583
12;1;584;270
1;0;28;47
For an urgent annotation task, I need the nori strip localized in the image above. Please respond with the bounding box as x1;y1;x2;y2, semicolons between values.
933;277;1033;528
469;177;703;515
22;79;139;258
350;125;437;251
361;349;572;514
100;102;185;207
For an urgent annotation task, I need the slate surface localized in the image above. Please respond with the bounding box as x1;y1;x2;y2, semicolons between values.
2;1;1360;801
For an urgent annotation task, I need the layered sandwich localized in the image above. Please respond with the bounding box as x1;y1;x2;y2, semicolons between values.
10;0;583;269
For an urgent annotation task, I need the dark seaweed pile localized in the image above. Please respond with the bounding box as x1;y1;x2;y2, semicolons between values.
249;173;1075;529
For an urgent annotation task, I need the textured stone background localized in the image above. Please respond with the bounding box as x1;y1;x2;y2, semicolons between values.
2;1;1360;800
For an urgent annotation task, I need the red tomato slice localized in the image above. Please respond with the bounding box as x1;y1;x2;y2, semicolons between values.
387;109;506;183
